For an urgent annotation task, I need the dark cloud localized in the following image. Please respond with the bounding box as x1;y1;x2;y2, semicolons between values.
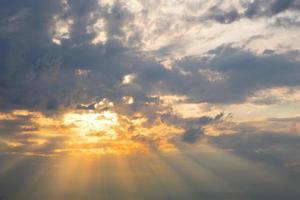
0;0;72;110
207;6;240;24
180;113;225;143
244;0;300;18
131;134;162;150
0;114;37;136
0;0;145;112
1;0;300;116
273;16;300;27
181;127;205;143
195;0;300;24
172;45;300;104
159;112;225;144
207;115;300;173
271;0;296;14
211;131;300;171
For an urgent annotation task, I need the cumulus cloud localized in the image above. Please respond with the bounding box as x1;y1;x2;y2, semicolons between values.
0;0;300;156
172;45;300;104
1;0;300;114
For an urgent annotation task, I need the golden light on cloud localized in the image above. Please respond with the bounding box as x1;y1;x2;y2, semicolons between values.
122;96;134;104
60;110;183;155
0;109;184;156
88;18;108;45
63;111;119;140
122;74;136;85
51;15;73;45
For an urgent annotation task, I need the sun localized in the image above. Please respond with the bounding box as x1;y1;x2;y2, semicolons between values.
63;110;119;142
61;110;153;155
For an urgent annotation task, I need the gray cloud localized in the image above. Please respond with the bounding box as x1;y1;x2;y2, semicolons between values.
211;130;300;172
172;45;300;104
180;113;225;143
0;0;142;111
270;0;298;15
205;6;240;24
181;127;205;143
193;0;300;24
207;115;300;174
0;114;37;136
1;0;300;115
160;112;225;144
243;0;300;18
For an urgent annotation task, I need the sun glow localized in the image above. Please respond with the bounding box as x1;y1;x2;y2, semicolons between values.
61;110;152;155
63;111;119;141
0;109;183;156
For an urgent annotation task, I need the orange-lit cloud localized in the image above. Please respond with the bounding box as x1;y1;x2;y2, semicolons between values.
0;109;185;156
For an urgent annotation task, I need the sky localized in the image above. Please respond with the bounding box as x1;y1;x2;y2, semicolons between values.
1;0;300;199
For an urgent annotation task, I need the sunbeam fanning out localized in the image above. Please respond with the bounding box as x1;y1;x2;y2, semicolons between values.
1;0;300;199
1;144;300;200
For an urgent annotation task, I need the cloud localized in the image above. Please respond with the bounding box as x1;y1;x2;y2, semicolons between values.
206;4;242;24
187;1;300;25
172;45;300;104
160;111;225;143
210;129;300;169
243;0;300;18
270;0;297;15
1;0;300;114
0;0;137;112
181;127;205;143
1;3;300;200
0;0;300;158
